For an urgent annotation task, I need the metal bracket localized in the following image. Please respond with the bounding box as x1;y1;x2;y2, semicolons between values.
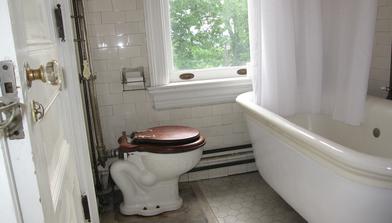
54;4;65;42
31;85;62;123
0;98;24;139
81;195;91;222
0;60;17;96
0;61;24;140
31;100;45;122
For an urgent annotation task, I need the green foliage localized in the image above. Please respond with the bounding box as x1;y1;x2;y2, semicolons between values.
170;0;250;70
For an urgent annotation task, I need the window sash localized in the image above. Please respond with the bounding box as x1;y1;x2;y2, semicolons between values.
145;0;248;86
171;66;247;82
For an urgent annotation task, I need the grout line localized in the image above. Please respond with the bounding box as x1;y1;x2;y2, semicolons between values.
191;182;220;223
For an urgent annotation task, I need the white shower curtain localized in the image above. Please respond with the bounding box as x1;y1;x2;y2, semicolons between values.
248;0;377;125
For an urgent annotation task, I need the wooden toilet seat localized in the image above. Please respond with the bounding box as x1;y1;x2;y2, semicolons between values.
118;126;205;154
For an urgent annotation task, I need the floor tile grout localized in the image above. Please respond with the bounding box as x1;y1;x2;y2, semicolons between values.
192;183;220;223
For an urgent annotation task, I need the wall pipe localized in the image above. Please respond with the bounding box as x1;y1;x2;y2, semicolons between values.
70;0;108;191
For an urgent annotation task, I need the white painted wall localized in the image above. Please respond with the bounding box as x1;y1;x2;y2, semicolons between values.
368;0;392;97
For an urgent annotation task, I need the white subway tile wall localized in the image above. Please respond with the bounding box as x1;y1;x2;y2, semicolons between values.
85;0;250;150
86;0;390;151
368;0;392;97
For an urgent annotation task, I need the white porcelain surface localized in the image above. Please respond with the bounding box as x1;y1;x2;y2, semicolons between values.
237;92;392;223
110;148;203;216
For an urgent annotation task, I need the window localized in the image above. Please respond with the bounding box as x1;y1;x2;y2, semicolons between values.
145;0;252;109
169;0;250;81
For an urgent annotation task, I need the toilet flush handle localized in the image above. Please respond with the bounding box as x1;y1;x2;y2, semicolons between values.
118;131;129;144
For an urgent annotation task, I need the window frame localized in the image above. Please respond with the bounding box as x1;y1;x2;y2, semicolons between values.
172;66;247;82
145;0;250;84
144;0;252;109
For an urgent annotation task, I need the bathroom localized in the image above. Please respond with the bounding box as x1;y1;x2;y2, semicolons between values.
0;0;391;223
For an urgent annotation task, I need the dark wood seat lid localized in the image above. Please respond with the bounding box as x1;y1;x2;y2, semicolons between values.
118;135;205;154
131;126;201;145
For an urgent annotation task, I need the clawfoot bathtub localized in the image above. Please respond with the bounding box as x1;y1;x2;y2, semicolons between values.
236;92;392;223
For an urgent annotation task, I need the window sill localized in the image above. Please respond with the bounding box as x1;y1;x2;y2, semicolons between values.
148;77;252;110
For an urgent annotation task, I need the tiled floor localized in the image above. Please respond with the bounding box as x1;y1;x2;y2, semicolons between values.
101;172;306;223
100;183;218;223
198;172;306;223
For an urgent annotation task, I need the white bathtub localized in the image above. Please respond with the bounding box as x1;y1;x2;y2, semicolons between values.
236;92;392;223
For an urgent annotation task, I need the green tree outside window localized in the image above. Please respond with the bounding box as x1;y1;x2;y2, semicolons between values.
170;0;250;70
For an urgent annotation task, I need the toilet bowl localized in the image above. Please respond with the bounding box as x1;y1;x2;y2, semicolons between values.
110;126;205;216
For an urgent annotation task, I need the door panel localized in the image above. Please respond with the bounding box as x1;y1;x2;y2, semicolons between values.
0;133;22;223
22;0;53;45
6;0;88;222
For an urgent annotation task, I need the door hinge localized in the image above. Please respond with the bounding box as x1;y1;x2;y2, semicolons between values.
54;4;65;42
0;60;24;140
81;194;91;222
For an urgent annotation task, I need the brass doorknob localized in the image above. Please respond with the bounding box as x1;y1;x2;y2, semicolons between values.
45;60;61;85
25;60;61;87
25;64;46;87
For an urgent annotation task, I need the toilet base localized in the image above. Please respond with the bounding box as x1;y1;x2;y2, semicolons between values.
110;148;203;217
120;197;183;216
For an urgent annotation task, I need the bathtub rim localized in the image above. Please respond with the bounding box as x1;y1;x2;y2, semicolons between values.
236;92;392;189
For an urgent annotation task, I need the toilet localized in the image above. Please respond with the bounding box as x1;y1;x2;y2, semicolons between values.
110;125;205;216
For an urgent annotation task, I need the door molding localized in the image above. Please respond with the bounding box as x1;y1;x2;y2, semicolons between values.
59;0;100;221
0;133;23;223
0;0;46;221
50;140;70;210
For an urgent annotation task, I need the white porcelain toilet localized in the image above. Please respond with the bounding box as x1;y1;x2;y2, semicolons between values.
110;126;205;216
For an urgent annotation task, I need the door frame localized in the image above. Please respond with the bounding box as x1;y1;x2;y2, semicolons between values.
0;137;22;223
0;0;99;222
58;0;100;221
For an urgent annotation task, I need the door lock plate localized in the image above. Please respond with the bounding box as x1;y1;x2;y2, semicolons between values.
0;60;17;97
0;60;24;139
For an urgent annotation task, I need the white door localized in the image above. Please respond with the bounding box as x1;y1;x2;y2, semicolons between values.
0;0;99;222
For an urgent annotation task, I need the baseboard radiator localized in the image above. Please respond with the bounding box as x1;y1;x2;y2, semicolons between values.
180;144;257;182
99;144;257;189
